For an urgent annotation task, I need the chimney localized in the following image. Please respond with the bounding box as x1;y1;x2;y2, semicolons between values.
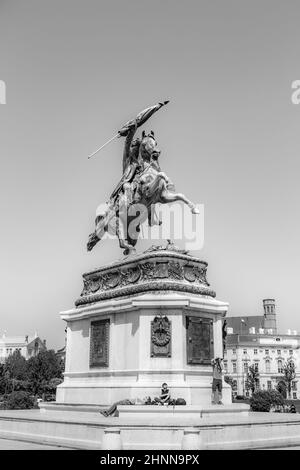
25;335;28;343
263;299;277;334
43;339;46;348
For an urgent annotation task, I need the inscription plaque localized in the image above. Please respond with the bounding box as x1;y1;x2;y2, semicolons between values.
186;316;214;364
90;319;110;367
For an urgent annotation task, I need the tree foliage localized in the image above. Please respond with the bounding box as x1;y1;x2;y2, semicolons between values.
224;375;234;388
250;390;284;412
26;350;63;395
282;358;296;399
246;365;260;394
0;349;63;404
4;350;27;381
5;391;35;410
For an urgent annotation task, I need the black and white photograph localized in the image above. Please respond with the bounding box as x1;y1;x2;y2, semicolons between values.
0;0;300;456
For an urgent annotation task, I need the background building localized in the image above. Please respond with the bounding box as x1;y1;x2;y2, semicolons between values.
0;332;47;363
225;299;300;398
55;327;67;368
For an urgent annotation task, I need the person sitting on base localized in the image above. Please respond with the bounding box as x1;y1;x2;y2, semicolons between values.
154;383;172;406
211;357;224;405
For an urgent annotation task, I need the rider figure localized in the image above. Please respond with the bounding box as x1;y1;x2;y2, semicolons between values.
110;120;141;206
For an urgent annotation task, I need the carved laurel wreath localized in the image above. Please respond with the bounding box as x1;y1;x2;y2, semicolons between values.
151;316;171;347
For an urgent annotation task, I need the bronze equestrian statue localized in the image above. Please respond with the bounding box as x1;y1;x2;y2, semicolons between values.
87;101;199;255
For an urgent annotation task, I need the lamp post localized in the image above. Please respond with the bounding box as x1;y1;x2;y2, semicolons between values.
240;319;248;396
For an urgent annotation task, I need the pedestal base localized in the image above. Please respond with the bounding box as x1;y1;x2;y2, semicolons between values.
56;377;232;406
57;251;230;407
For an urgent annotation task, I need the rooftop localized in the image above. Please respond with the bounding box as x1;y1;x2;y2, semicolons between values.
0;334;40;345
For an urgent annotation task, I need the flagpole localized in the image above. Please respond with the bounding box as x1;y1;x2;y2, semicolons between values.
87;133;120;159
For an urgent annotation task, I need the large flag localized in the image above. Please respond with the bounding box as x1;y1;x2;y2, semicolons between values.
88;100;169;159
118;100;169;136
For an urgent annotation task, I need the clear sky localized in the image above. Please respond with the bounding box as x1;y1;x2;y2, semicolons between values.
0;0;299;350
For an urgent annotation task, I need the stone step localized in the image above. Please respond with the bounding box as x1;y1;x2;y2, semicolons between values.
117;404;250;419
0;408;300;449
39;402;104;413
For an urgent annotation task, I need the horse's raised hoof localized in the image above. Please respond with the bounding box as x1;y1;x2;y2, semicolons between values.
123;247;136;256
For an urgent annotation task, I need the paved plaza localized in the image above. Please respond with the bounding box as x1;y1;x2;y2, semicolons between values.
0;438;68;450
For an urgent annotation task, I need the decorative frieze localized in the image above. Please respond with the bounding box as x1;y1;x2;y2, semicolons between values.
76;250;215;307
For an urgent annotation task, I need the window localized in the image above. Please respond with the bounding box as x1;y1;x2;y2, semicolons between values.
278;360;283;373
224;361;228;373
243;349;247;355
244;362;248;373
254;349;258;355
232;349;236;355
293;392;297;399
232;380;237;391
277;350;281;355
265;359;271;373
292;382;297;391
289;350;293;356
232;362;237;373
267;381;272;391
265;349;269;355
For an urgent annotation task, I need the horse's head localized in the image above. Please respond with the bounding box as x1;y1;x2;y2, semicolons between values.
140;131;161;167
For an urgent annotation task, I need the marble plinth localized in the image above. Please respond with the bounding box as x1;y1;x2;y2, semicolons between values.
56;249;231;406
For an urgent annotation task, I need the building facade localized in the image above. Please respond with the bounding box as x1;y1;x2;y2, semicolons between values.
0;333;47;363
224;299;300;399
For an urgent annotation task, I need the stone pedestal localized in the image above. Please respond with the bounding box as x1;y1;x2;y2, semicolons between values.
56;249;231;406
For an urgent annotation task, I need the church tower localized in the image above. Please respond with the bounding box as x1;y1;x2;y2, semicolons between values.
263;299;277;333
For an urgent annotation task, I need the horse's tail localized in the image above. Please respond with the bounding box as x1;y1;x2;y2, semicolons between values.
87;231;100;251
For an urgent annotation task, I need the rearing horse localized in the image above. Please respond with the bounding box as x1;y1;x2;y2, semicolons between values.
137;132;199;212
87;131;199;255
